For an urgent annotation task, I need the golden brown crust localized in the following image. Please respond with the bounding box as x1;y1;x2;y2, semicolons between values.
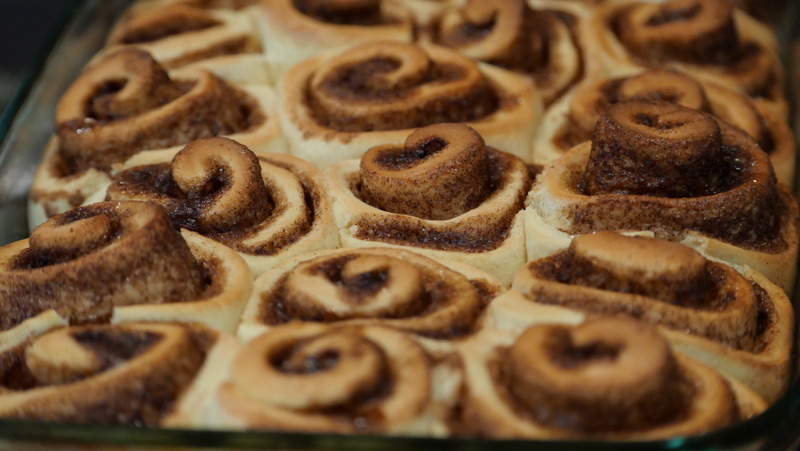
0;202;205;331
326;124;530;284
526;100;799;292
238;247;503;344
0;322;221;426
534;68;795;184
509;232;794;402
435;0;584;104
279;41;541;168
102;137;338;276
104;2;261;69
55;49;252;174
588;0;786;116
1;201;253;339
208;323;451;434
456;318;748;439
259;0;415;78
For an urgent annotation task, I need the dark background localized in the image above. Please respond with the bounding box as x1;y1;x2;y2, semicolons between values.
0;0;74;116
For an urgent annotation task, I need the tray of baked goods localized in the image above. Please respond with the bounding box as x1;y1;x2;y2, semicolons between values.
0;0;798;449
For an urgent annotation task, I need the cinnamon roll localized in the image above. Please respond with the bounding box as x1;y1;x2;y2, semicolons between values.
237;247;503;350
490;232;794;402
28;49;284;227
92;137;338;277
590;0;787;116
0;201;252;341
526;100;799;293
0;322;237;427
458;317;767;439
279;41;541;168
201;322;459;435
435;0;587;105
325;123;530;284
103;0;262;70
258;0;415;79
534;68;795;184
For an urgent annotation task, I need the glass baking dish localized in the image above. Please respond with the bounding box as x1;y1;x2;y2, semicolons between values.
0;0;798;448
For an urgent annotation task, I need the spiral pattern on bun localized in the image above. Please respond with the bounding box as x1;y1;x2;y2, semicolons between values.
105;1;261;69
325;123;530;284
0;322;226;426
29;48;284;226
280;42;540;167
436;0;584;104
207;323;453;435
0;201;253;339
535;69;795;183
259;0;415;78
101;137;337;276
458;318;763;439
239;247;502;344
591;0;785;114
526;100;798;292
490;232;793;402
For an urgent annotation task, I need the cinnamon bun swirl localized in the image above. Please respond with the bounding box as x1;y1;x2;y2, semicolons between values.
92;137;338;276
534;68;795;184
258;0;415;79
0;322;237;427
590;0;786;116
201;323;459;435
325;123;530;284
103;0;262;70
490;232;793;402
458;317;767;439
435;0;587;105
526;100;799;292
0;201;252;342
279;41;541;168
238;247;503;351
28;49;284;227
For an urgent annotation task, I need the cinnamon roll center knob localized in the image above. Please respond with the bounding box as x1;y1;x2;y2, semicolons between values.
282;255;426;319
616;0;739;65
504;319;684;432
170;137;273;234
236;329;387;409
583;101;725;197
360;123;491;220
565;232;713;307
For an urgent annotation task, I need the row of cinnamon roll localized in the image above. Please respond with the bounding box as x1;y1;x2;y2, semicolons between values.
0;216;788;438
13;0;797;442
30;111;800;295
29;0;795;225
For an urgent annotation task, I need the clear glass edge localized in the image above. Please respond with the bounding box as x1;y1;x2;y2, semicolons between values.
0;0;797;448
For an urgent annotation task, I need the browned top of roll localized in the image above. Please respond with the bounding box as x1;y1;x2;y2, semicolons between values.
520;232;768;351
55;49;257;174
359;123;492;220
305;42;500;132
0;201;206;330
0;322;215;426
108;4;222;45
497;318;737;434
611;0;780;99
435;0;582;102
258;248;496;338
292;0;384;25
561;70;777;155
106;137;317;256
571;100;780;248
